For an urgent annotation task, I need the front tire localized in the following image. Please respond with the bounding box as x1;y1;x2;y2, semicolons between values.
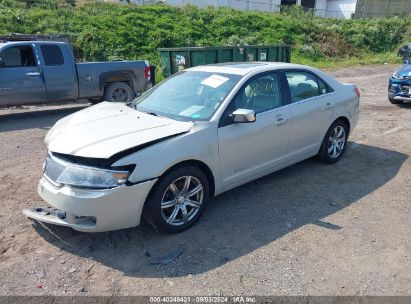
104;82;134;103
318;119;348;164
144;166;210;233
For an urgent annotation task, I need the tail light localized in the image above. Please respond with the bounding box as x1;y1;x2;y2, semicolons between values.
354;87;360;97
145;66;150;80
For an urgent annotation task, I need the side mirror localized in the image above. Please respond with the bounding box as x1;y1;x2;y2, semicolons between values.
231;108;256;123
404;59;410;64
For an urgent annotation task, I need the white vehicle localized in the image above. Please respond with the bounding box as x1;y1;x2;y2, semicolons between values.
24;63;360;233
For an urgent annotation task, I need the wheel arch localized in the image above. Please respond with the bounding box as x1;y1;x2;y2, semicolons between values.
149;159;216;199
334;116;351;136
99;71;136;93
318;115;351;156
141;159;216;228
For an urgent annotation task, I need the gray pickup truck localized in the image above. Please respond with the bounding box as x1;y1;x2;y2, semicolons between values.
0;41;153;106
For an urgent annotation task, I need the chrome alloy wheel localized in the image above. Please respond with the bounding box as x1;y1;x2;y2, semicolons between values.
160;176;204;226
328;125;346;159
111;87;130;102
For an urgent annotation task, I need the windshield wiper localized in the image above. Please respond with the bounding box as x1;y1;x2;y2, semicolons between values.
126;102;137;110
139;109;165;118
133;106;168;118
146;112;159;116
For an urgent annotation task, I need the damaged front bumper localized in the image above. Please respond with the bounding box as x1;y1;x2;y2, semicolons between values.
390;95;411;102
23;177;157;232
388;78;411;102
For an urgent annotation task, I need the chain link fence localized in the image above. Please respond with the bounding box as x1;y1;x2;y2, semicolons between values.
354;0;411;18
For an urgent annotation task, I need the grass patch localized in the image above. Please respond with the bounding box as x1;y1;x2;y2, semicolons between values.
293;52;404;70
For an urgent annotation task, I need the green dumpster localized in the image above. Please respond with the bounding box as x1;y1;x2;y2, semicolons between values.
159;45;291;78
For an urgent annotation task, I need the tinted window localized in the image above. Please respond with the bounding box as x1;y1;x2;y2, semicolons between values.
301;0;315;9
232;73;282;114
0;46;36;68
41;45;64;66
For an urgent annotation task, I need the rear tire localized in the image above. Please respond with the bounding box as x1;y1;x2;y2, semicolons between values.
144;166;210;233
318;119;348;164
104;82;134;103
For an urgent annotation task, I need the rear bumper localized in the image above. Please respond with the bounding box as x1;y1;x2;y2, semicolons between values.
23;177;157;232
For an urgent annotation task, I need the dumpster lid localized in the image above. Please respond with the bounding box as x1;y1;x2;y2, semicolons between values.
158;45;291;52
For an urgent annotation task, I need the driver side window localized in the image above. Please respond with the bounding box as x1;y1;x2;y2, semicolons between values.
0;46;37;68
233;73;282;114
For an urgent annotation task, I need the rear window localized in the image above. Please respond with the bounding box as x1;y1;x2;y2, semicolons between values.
41;45;64;66
286;71;333;103
286;71;320;102
318;77;333;95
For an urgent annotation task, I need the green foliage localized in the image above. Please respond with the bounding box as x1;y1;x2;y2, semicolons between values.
0;0;14;7
297;44;325;62
26;0;59;9
0;1;409;68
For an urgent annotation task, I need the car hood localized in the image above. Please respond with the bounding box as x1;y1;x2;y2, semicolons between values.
46;102;194;159
396;63;411;76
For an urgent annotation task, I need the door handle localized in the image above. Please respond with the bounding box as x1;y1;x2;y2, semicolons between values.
323;102;333;109
26;72;41;76
274;117;288;126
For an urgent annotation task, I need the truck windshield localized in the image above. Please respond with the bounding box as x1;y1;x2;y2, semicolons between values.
133;71;241;121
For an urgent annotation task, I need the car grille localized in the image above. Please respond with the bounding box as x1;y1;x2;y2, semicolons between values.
44;155;66;184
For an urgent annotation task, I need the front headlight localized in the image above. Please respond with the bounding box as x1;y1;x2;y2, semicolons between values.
56;165;130;189
392;72;404;80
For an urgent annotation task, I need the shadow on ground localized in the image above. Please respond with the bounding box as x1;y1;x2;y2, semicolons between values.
397;102;411;109
0;106;87;133
32;143;407;278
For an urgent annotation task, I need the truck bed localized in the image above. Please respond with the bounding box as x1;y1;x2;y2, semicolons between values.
76;60;149;99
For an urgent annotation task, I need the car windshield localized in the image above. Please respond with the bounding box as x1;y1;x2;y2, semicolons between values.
133;71;242;121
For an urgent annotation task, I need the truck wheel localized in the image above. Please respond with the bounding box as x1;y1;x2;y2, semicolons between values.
104;82;134;103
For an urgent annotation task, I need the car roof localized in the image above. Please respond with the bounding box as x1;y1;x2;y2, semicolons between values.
0;41;67;47
187;62;313;75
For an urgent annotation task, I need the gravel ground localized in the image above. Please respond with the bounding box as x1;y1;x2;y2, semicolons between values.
0;65;410;296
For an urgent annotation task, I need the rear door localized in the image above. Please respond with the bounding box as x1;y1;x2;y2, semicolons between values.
0;44;46;106
284;70;335;159
39;44;78;101
218;72;291;189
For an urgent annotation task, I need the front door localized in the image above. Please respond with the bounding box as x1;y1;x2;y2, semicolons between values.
218;72;291;190
0;45;46;106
